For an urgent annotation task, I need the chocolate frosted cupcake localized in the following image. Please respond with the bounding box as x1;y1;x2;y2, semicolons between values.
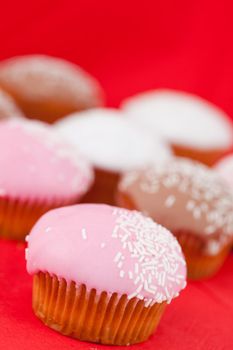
0;55;104;123
0;119;93;240
26;204;186;345
117;158;233;279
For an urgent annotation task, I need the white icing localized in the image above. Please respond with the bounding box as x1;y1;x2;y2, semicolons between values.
122;89;233;149
55;108;172;172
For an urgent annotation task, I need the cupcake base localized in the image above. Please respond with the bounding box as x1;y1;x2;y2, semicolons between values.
171;143;229;167
81;167;120;205
33;272;166;345
0;196;75;241
176;231;231;280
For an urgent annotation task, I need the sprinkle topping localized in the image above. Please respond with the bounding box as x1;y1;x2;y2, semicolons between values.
120;158;233;241
112;208;186;304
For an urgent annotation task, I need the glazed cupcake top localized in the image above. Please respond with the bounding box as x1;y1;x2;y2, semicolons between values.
122;89;233;150
215;154;233;190
0;119;93;200
0;55;103;111
26;204;187;306
119;158;233;254
55;108;172;172
0;88;23;119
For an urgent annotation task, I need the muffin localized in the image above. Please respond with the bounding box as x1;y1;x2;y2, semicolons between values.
0;55;104;123
215;154;233;191
121;89;233;166
117;158;233;279
55;108;172;205
0;87;24;119
0;119;93;240
26;204;186;345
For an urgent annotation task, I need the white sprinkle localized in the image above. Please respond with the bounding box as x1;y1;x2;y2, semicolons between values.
117;261;123;269
25;235;29;243
128;271;133;279
81;228;87;240
134;263;139;274
205;225;216;235
127;241;133;252
114;252;122;263
45;227;52;233
186;200;195;211
165;195;176;208
100;242;106;248
120;270;125;278
112;226;118;238
134;275;141;285
207;240;221;255
193;207;201;219
145;298;152;307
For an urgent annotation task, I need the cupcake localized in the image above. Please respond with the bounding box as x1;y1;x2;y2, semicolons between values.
0;55;104;123
55;108;172;205
121;89;233;166
26;204;186;345
0;87;24;119
0;119;93;240
117;158;233;280
215;154;233;191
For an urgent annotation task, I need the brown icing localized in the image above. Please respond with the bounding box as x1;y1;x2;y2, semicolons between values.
118;158;233;255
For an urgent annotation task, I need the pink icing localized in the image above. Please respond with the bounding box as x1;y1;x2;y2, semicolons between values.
26;204;187;305
215;154;233;190
0;119;93;200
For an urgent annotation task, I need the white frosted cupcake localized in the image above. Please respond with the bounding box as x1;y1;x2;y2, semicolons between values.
55;108;172;204
122;89;233;166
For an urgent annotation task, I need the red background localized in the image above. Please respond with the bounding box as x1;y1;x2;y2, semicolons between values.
0;1;233;349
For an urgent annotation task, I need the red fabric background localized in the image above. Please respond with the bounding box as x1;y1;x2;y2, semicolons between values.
0;1;233;349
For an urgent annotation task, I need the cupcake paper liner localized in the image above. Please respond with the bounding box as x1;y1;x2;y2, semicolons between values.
81;168;120;205
176;231;232;280
0;196;76;240
171;143;228;167
33;272;166;346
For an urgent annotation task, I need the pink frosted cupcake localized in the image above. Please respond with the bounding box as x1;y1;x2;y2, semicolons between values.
26;204;187;345
0;119;93;240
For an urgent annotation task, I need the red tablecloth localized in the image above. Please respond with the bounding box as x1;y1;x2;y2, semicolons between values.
0;241;232;350
0;1;233;349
